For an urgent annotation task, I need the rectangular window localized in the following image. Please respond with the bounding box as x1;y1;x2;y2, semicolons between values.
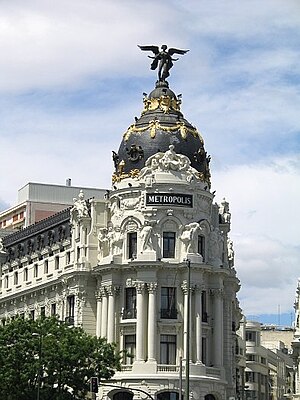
201;337;207;364
246;354;256;361
44;260;49;274
163;232;176;258
51;303;57;316
160;334;176;365
40;306;46;318
24;268;28;281
55;256;59;270
19;211;24;219
161;287;177;319
13;215;18;222
198;235;205;260
246;371;256;383
123;287;137;319
128;232;137;259
246;331;257;342
66;251;71;265
4;276;8;288
201;291;208;322
66;295;75;325
124;334;136;364
34;264;38;278
30;310;35;320
14;272;18;285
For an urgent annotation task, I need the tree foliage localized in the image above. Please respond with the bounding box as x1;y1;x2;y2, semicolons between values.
0;317;121;400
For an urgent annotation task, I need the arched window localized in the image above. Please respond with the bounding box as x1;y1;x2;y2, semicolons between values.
157;391;180;400
204;395;216;400
113;391;133;400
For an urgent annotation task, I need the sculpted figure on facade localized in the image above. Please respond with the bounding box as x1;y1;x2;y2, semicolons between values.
110;226;124;255
208;228;224;265
180;222;200;254
140;220;155;252
219;198;231;224
98;228;110;260
227;239;234;268
71;190;89;222
0;237;5;254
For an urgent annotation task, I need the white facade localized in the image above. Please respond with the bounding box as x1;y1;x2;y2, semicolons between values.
0;76;243;400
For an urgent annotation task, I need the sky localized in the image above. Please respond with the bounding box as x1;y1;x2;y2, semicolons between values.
0;0;299;326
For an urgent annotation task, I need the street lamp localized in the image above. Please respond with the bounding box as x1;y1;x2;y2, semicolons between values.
185;258;191;400
32;332;42;400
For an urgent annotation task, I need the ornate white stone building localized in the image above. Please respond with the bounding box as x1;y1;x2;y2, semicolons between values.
0;72;242;400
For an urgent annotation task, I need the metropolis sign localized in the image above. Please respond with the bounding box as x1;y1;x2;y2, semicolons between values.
146;193;193;208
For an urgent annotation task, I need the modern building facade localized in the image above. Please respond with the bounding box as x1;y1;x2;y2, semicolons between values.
0;181;105;231
0;63;243;400
244;321;293;400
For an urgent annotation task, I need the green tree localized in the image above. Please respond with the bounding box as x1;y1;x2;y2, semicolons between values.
0;317;121;400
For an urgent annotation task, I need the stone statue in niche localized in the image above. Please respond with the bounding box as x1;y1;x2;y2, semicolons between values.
140;220;155;252
208;228;224;265
110;226;123;255
219;198;231;224
227;239;234;268
71;190;89;221
98;228;110;260
180;222;200;253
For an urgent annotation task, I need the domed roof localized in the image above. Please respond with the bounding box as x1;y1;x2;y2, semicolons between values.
112;80;210;184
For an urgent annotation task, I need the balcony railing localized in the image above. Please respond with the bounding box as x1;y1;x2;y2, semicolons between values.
65;316;75;325
122;308;137;319
160;308;177;319
157;365;180;372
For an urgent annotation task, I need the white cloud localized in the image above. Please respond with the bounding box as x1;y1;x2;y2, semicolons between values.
213;156;300;315
0;0;299;323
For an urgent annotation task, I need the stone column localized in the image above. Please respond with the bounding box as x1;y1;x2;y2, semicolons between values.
95;289;103;338
195;285;202;364
147;282;157;362
212;288;224;366
107;285;119;343
101;287;108;338
135;282;145;361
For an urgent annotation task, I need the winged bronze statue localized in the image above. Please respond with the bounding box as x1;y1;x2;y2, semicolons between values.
138;44;189;82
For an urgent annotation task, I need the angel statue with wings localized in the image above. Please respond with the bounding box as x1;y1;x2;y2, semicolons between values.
138;44;189;81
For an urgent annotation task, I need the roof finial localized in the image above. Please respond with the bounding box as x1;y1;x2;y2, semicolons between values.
138;44;189;82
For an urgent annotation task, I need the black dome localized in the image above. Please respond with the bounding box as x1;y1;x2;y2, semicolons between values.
112;81;210;184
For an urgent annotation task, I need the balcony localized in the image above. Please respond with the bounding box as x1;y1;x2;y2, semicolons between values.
65;316;75;326
160;308;177;319
122;308;137;319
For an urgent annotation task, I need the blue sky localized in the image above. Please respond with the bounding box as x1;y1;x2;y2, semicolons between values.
0;0;299;325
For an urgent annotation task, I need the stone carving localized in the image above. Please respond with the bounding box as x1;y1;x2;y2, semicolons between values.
140;220;155;252
208;228;224;266
0;238;6;254
98;228;110;259
126;144;144;162
180;222;200;254
227;239;234;268
219;198;231;224
71;190;89;221
109;226;123;255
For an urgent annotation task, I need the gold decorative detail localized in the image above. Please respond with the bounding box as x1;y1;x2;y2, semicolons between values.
112;168;141;184
142;95;181;115
123;120;201;142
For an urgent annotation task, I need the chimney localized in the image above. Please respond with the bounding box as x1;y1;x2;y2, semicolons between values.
66;178;71;187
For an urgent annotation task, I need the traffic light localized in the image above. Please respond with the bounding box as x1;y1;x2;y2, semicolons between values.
90;377;98;393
